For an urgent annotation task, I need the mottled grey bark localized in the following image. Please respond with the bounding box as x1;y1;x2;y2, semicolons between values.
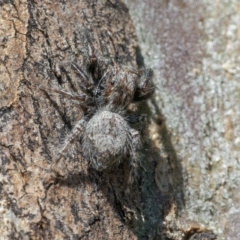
0;0;217;239
126;0;240;239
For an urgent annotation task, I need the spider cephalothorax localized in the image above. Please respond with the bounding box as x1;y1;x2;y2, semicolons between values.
41;41;154;180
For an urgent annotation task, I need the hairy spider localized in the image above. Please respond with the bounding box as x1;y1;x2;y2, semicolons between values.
41;41;154;181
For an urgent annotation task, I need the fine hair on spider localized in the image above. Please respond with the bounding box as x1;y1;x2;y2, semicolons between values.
40;37;154;183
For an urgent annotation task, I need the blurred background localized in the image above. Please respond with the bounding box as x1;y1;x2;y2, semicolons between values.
126;1;240;239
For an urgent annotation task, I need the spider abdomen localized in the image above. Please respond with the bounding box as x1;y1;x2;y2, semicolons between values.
82;110;133;170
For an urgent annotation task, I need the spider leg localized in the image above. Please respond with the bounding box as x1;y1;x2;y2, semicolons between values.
50;118;86;172
125;113;147;125
49;108;97;173
92;68;109;107
125;113;147;133
83;33;102;83
86;41;99;80
134;68;154;101
71;62;94;91
39;85;93;105
128;128;142;183
80;30;103;83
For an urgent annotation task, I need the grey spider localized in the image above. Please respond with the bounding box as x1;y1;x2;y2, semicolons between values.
41;43;154;181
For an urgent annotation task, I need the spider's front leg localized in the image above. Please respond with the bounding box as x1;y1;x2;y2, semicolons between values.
39;85;93;109
71;62;94;92
134;68;154;101
84;37;102;83
86;42;98;79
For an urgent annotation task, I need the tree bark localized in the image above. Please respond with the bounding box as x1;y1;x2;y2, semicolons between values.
0;0;216;239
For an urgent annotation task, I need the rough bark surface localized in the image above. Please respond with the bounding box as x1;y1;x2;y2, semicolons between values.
126;0;240;239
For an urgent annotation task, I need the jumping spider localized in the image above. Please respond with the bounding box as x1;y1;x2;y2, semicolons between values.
41;42;154;181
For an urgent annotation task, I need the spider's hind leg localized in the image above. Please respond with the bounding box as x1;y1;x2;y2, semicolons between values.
49;107;97;175
50;118;87;174
125;113;147;131
128;128;142;183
